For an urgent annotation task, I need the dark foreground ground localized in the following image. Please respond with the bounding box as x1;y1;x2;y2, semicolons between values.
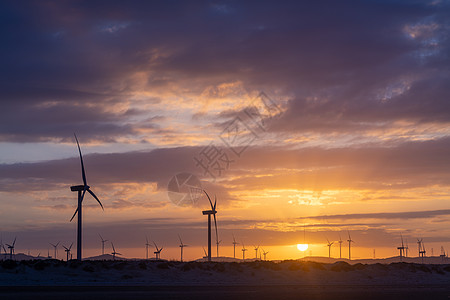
1;260;450;299
1;285;450;300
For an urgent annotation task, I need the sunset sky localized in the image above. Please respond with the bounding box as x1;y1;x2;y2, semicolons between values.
0;0;449;261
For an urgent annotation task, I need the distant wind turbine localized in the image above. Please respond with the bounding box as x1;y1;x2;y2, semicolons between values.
241;242;247;261
49;242;60;260
202;246;208;258
338;235;343;259
326;238;334;258
254;245;260;260
202;191;218;262
216;240;222;258
397;234;405;261
153;241;163;260
178;235;188;262
70;134;104;261
347;232;354;260
6;237;16;260
145;236;150;260
99;234;108;255
262;248;269;261
63;243;73;261
111;242;121;260
232;235;239;259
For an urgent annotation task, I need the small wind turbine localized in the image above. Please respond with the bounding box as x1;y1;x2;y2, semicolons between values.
178;235;188;262
70;134;104;261
63;243;73;261
216;239;222;258
202;247;208;259
202;191;218;262
253;245;260;260
338;235;343;259
262;248;269;261
347;232;354;260
99;234;108;256
241;242;247;261
232;235;239;259
111;242;121;260
50;242;60;260
153;241;163;260
326;238;334;258
6;237;16;260
145;236;150;260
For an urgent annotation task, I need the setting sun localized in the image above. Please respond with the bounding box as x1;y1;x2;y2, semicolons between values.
297;244;309;251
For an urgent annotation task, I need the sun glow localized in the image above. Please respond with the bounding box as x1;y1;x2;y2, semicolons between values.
297;244;308;251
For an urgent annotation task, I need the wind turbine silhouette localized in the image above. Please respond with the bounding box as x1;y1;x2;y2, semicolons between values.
254;245;260;260
241;242;247;261
153;241;163;260
262;248;269;261
178;235;188;262
232;235;239;259
202;246;208;259
347;232;354;260
326;238;334;258
145;236;151;260
50;242;59;260
216;240;222;258
397;234;405;261
338;235;343;259
202;191;218;262
63;243;73;261
111;242;121;260
99;234;108;255
6;237;16;260
70;134;104;261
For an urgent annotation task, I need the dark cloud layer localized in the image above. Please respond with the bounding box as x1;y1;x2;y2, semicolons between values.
0;1;449;141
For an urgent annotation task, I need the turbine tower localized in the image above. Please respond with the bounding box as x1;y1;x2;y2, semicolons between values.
5;237;16;260
397;234;405;261
241;242;247;261
70;134;104;261
50;242;60;260
178;235;188;262
347;232;354;260
338;235;343;259
63;243;73;261
202;191;218;262
232;235;239;259
111;242;121;260
254;245;260;260
326;239;334;258
153;241;163;260
99;234;108;255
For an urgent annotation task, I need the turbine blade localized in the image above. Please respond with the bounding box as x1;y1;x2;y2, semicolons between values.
111;242;115;252
203;190;214;209
70;208;79;222
213;195;217;211
213;213;218;244
87;189;104;210
178;234;182;244
74;133;87;186
12;237;16;246
69;242;73;250
99;234;103;241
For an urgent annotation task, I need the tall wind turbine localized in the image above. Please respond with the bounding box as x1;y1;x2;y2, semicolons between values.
6;237;16;260
241;242;247;261
63;243;73;261
202;191;218;262
347;232;354;260
338;235;343;259
232;235;239;259
99;234;108;255
254;245;260;260
111;242;121;260
178;235;188;262
153;241;163;260
70;134;104;261
326;239;334;258
145;236;151;260
50;242;60;260
262;248;269;261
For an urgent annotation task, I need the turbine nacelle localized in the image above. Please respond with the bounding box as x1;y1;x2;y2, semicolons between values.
71;185;90;191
